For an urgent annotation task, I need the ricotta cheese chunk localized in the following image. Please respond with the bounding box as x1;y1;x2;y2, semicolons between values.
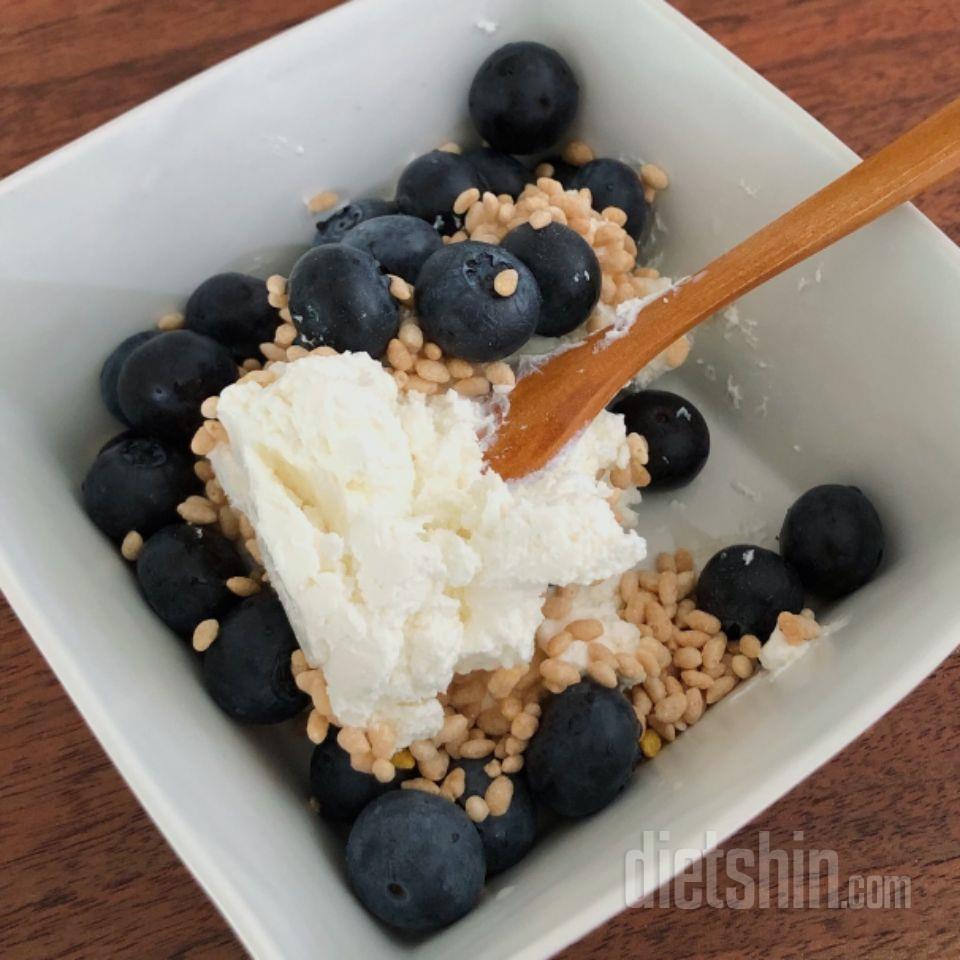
211;353;646;746
758;625;811;673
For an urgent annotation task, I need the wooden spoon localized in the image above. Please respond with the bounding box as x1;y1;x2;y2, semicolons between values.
486;96;960;480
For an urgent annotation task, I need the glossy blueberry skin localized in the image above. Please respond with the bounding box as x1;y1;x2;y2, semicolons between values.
341;214;443;284
455;759;538;876
309;729;412;821
697;545;804;640
780;485;884;599
201;594;308;724
82;436;198;542
610;390;710;490
396;151;488;234
501;222;600;336
97;429;140;456
99;330;159;423
136;524;245;637
469;42;580;154
184;272;279;361
287;244;398;358
117;330;237;440
312;198;399;247
346;790;485;933
416;241;540;362
463;147;533;198
571;158;650;241
526;681;638;818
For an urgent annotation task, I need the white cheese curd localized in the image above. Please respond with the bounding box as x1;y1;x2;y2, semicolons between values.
211;353;646;746
758;625;810;673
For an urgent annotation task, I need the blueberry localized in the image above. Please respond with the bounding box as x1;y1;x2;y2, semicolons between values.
455;759;538;876
117;330;237;440
526;681;638;818
287;245;398;359
313;198;398;247
396;151;488;234
534;155;578;188
416;241;540;361
697;545;804;640
571;159;650;241
99;330;159;423
201;594;308;723
82;436;198;542
501;222;600;336
463;147;533;198
341;214;443;284
610;390;710;490
309;729;412;821
346;790;485;933
469;42;579;154
136;524;245;637
184;273;278;361
97;428;142;457
780;485;884;599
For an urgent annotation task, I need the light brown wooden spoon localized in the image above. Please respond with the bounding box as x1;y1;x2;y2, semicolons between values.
486;96;960;480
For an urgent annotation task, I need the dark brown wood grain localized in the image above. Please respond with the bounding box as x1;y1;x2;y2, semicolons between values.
1;1;959;958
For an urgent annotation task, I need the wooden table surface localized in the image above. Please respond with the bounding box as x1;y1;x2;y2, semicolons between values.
2;1;959;957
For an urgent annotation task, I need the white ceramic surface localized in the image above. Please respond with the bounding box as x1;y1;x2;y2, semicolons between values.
1;0;959;957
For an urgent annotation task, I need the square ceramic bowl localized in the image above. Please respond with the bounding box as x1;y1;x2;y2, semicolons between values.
2;0;959;956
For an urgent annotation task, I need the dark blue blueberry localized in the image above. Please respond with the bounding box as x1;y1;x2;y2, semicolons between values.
463;147;533;198
117;330;237;440
97;428;142;457
469;42;579;154
534;155;578;188
416;241;540;362
346;790;485;933
526;681;637;818
341;214;443;284
313;198;398;247
396;151;488;234
309;729;412;821
780;485;884;599
184;273;278;361
287;244;398;358
201;594;309;723
697;545;804;640
501;222;600;336
610;390;710;490
571;159;650;241
100;330;159;423
455;759;538;876
136;524;245;637
82;436;198;542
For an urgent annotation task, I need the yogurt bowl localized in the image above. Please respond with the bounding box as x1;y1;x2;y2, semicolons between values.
1;0;959;957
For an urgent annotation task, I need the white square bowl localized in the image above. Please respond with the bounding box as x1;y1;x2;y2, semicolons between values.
2;0;959;957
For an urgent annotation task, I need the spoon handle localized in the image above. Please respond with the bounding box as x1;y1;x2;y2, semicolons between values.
654;94;960;345
487;96;960;479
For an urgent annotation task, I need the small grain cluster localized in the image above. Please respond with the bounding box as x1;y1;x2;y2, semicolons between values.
451;174;658;312
384;320;516;398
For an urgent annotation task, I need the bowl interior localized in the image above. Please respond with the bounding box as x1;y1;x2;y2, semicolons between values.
2;0;960;958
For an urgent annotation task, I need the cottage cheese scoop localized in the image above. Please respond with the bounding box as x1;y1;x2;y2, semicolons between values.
211;353;645;746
